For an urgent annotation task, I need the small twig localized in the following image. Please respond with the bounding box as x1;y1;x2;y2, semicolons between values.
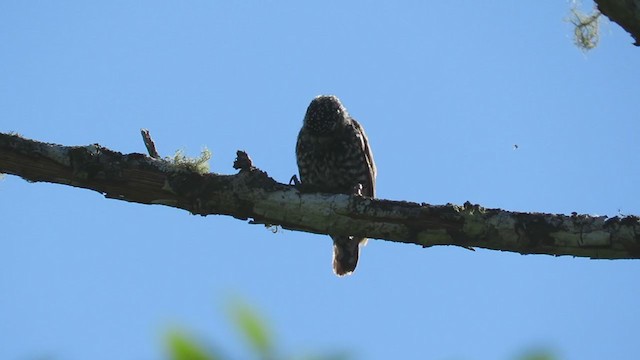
140;129;161;159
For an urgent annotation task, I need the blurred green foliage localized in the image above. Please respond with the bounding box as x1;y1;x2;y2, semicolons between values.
165;299;350;360
517;350;557;360
228;300;274;359
165;299;556;360
166;330;220;360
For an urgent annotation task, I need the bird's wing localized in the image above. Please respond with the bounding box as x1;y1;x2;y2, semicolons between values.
351;119;376;198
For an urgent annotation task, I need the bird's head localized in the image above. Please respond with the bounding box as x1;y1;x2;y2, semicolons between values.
303;95;350;135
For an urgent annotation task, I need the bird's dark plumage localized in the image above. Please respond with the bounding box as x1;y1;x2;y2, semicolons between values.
296;95;376;276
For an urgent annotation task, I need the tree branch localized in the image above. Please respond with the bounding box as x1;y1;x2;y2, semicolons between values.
595;0;640;46
1;131;639;259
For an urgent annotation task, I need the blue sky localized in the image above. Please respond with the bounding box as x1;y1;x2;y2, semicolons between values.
1;1;639;359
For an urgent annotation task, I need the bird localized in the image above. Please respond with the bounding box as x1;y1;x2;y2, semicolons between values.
295;95;376;276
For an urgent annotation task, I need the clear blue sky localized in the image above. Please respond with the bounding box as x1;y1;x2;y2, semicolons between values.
1;1;639;359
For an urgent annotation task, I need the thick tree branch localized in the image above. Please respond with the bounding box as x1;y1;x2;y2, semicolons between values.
595;0;640;45
1;132;639;259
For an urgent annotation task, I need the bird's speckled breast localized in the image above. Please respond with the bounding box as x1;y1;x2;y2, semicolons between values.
297;131;371;195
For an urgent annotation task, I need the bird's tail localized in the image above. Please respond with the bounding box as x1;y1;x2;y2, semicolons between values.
332;236;366;276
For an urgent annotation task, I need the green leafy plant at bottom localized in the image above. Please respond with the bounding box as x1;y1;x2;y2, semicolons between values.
165;299;350;360
164;299;557;360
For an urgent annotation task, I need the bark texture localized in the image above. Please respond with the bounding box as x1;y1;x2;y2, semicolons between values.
1;132;639;259
596;0;640;45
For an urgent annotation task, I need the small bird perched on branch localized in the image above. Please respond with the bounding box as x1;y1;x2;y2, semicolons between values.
296;95;377;276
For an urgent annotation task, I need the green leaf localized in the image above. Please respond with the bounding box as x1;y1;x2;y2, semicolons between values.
166;330;219;360
516;350;556;360
228;300;274;359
